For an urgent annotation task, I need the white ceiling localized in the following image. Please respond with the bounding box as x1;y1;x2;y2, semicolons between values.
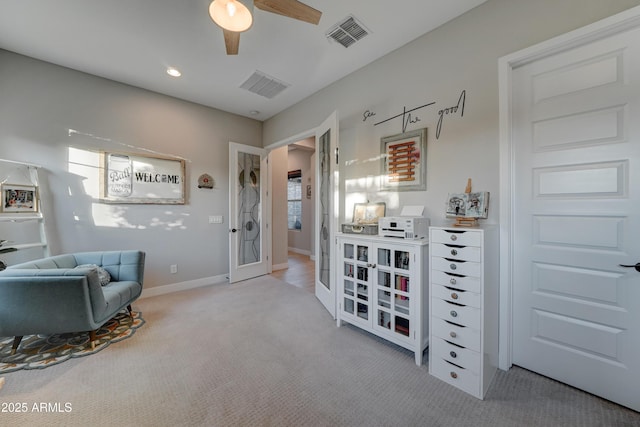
0;0;486;121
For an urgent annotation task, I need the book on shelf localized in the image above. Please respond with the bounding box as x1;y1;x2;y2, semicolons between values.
395;316;410;335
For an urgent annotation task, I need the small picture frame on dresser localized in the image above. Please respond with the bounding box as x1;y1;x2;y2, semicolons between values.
446;192;489;227
446;192;489;218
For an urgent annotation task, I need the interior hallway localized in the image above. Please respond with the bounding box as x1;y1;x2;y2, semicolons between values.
271;251;314;293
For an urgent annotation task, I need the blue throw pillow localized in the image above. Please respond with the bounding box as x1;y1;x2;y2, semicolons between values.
76;264;111;286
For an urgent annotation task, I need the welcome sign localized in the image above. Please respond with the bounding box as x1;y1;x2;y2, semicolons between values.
100;152;185;204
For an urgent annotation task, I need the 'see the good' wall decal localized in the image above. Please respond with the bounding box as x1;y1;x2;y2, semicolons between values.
362;90;466;140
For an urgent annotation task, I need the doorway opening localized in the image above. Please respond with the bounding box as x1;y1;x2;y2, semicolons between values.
269;137;316;293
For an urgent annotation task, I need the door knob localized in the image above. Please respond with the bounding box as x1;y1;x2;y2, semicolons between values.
619;262;640;272
230;228;237;233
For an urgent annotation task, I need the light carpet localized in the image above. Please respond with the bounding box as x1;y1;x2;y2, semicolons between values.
0;275;638;426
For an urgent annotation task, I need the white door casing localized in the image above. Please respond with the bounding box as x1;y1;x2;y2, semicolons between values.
315;111;339;317
500;6;640;412
229;142;268;283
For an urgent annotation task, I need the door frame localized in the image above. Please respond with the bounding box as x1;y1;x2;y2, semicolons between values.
498;5;640;370
265;127;317;274
264;112;339;317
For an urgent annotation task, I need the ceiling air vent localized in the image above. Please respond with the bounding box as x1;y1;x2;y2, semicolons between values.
240;70;290;99
326;15;369;48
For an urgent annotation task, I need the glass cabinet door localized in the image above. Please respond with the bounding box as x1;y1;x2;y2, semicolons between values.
375;247;412;339
340;241;370;322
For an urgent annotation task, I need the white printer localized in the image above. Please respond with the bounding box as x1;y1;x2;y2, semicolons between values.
379;216;430;239
378;206;430;240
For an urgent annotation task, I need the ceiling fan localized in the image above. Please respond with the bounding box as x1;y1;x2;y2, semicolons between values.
208;0;322;55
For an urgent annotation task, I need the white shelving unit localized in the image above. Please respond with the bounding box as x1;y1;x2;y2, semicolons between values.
428;225;498;399
336;233;429;366
0;159;49;266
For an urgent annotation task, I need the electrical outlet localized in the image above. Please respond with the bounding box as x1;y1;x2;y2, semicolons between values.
170;264;178;274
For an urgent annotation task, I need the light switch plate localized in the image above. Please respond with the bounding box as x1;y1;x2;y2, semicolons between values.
209;215;223;224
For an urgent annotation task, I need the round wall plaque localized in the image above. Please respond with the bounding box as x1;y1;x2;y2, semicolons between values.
198;173;214;189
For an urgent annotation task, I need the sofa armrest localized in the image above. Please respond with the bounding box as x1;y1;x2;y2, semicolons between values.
0;270;106;335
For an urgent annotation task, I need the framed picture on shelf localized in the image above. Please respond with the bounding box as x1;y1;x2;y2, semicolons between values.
380;128;427;191
1;184;38;213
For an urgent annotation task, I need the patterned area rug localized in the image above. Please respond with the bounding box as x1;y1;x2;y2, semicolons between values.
0;311;144;374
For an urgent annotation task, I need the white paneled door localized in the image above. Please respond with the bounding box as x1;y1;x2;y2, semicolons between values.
511;23;640;411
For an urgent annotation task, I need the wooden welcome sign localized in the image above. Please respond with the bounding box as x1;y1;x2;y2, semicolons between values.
100;151;186;204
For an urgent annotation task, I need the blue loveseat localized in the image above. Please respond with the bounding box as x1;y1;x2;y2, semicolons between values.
0;250;145;354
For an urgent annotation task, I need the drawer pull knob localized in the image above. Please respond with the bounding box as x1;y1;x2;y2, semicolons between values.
449;278;457;285
450;235;458;241
450;310;458;318
450;264;457;270
451;292;459;300
450;351;457;358
451;249;458;256
449;331;457;338
450;372;458;379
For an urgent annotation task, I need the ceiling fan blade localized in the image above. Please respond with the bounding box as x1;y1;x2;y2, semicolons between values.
223;29;240;55
254;0;322;25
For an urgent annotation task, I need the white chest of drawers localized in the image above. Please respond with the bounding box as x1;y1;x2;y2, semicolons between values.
428;225;499;399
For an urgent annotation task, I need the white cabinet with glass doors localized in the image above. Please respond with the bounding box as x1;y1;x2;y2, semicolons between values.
336;233;429;365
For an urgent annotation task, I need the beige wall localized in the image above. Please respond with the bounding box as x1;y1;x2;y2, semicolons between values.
0;50;262;288
269;146;288;268
287;148;314;254
264;0;640;226
3;0;640;288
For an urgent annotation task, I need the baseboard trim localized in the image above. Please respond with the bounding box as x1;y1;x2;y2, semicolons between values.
140;274;228;299
272;262;288;271
288;247;311;256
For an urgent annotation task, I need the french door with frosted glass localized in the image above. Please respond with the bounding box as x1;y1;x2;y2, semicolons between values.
315;112;339;317
229;142;268;283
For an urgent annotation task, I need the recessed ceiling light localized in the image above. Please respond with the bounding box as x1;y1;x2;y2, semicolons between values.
166;67;182;77
250;110;260;115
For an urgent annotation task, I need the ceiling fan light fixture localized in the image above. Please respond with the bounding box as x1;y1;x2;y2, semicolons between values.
209;0;253;32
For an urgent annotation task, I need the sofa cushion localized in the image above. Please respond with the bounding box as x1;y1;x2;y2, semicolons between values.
75;264;111;286
10;254;78;269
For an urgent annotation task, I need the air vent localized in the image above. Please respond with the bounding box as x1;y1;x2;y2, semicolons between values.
326;15;369;48
240;70;290;99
